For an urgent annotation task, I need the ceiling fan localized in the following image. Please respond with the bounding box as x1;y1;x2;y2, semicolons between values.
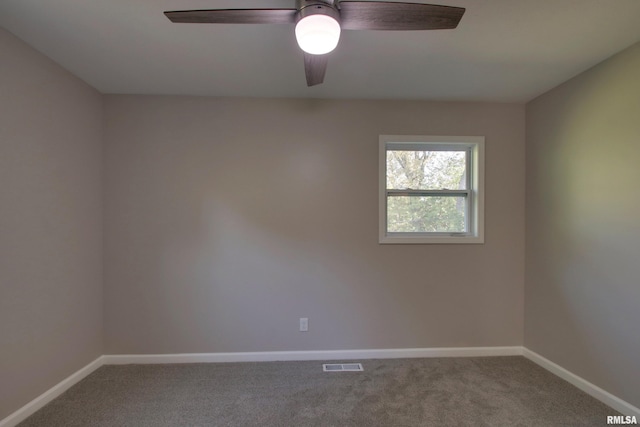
164;1;465;86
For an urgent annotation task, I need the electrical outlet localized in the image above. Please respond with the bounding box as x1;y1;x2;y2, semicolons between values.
299;317;308;332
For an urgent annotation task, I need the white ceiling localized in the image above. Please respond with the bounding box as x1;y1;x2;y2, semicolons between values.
1;0;639;102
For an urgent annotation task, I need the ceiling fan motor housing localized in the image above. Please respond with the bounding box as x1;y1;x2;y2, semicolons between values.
296;0;341;23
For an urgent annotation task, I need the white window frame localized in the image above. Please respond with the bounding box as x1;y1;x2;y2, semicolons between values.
379;135;485;244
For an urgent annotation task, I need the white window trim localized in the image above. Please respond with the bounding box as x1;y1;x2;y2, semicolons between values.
379;135;485;244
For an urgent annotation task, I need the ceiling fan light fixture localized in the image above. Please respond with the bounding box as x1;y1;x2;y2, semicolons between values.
295;13;341;55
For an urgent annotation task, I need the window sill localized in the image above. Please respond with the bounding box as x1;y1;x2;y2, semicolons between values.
379;234;484;244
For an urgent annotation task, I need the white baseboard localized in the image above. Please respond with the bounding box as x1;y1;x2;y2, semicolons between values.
0;356;104;427
102;346;523;365
523;348;640;418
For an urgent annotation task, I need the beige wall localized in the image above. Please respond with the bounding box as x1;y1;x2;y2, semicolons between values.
525;42;640;408
0;29;103;419
104;96;525;354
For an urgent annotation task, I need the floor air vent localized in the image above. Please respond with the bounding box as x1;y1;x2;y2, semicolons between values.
323;363;363;372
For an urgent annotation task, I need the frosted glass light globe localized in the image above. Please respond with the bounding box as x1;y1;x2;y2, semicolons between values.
295;14;341;55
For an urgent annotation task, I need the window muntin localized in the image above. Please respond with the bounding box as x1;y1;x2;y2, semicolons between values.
379;136;484;244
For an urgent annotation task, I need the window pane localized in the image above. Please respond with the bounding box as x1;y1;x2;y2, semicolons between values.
386;150;467;190
387;196;467;233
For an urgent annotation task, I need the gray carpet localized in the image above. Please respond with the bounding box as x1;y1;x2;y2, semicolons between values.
19;356;618;426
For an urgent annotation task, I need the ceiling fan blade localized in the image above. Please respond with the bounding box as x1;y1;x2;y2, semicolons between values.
164;9;297;24
304;53;329;87
338;2;465;31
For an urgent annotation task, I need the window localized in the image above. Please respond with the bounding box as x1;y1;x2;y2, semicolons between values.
379;135;484;244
